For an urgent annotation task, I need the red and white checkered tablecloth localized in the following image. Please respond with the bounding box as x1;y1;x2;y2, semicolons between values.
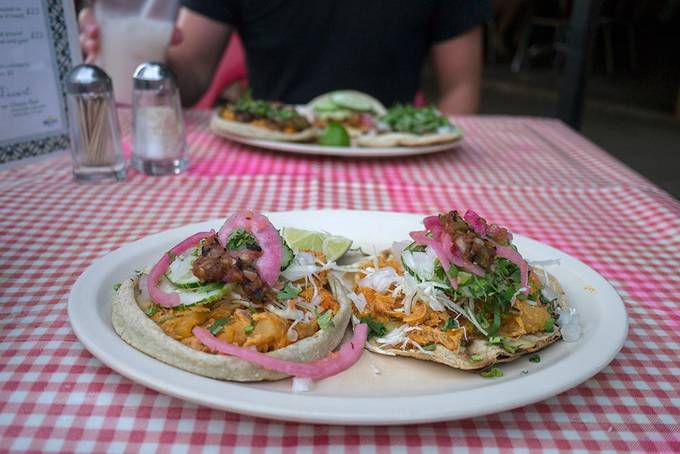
1;111;678;452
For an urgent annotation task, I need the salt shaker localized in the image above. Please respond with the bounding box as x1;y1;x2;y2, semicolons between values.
65;64;126;182
131;62;188;175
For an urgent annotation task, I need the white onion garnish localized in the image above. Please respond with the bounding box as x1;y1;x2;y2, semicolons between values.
291;377;314;393
374;324;418;347
391;241;411;261
556;306;575;326
287;326;299;342
509;287;528;306
348;292;368;312
265;304;304;321
561;321;582;342
556;306;581;342
136;274;152;308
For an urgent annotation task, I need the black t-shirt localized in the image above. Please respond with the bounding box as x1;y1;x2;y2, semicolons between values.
181;0;490;106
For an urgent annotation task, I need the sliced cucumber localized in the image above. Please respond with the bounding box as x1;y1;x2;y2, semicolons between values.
158;277;231;308
165;247;202;288
330;92;375;112
281;241;294;271
313;97;339;112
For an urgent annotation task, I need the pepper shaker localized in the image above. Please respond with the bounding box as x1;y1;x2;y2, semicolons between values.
131;62;188;175
65;64;126;182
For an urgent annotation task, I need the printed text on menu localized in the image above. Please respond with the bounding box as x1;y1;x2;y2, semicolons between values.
0;0;65;144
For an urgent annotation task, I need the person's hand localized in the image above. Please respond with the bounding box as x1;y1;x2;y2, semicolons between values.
78;7;184;63
78;7;99;63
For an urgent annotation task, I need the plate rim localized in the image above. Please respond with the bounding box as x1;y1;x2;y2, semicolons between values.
68;209;628;425
210;114;463;158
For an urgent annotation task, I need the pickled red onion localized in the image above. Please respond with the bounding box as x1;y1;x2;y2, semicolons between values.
442;233;485;277
463;210;487;237
217;211;282;286
410;230;457;288
423;215;443;240
192;323;368;380
410;231;451;269
496;245;529;292
148;230;214;307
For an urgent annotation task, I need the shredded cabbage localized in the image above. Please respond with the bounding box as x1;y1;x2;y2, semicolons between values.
401;247;437;281
347;292;368;312
359;267;400;293
280;252;319;281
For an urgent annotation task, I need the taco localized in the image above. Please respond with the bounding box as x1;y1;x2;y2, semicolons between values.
356;104;462;147
348;210;568;370
307;90;386;137
112;211;366;382
211;94;316;142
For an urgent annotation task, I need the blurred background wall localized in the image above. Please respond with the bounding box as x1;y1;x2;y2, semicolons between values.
472;0;680;198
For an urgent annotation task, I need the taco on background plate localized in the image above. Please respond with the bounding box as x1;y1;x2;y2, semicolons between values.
347;210;572;371
112;211;367;382
307;90;387;137
356;104;462;147
211;94;316;142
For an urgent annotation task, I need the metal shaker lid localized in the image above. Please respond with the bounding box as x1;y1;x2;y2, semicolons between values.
65;64;112;94
133;62;176;90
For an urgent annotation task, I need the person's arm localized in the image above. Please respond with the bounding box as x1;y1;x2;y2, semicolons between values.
168;8;233;106
431;26;483;115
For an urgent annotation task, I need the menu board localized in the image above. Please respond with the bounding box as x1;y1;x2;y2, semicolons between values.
0;0;80;163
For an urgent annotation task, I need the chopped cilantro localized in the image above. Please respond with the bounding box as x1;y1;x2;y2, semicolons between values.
544;318;555;332
379;104;452;135
231;91;308;125
113;282;122;292
470;354;483;361
529;354;541;363
244;324;254;334
443;318;459;330
457;272;473;285
143;305;159;316
442;257;523;337
480;367;504;378
360;316;387;339
432;262;449;285
226;229;259;251
501;338;517;353
276;282;300;302
167;252;177;262
423;343;437;351
317;310;334;330
488;336;502;345
209;317;230;335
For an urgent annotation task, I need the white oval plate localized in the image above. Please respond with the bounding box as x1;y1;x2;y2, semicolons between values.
211;127;463;158
68;210;627;425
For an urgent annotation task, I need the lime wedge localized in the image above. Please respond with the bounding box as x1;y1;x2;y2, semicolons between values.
322;235;353;262
318;122;350;147
281;228;352;261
